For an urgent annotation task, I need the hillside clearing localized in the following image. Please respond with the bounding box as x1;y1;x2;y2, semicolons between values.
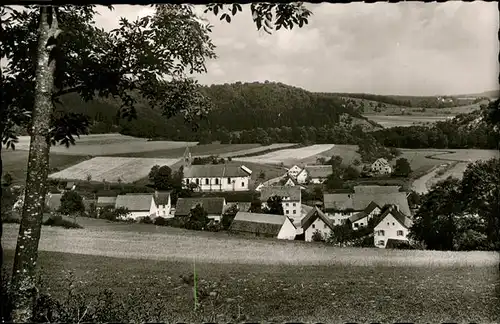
233;144;335;166
48;157;180;183
365;115;454;128
13;134;198;155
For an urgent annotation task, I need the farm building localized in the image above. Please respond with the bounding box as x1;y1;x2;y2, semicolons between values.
115;193;156;220
296;165;332;184
301;207;335;242
286;165;303;179
323;185;411;224
175;197;226;222
371;158;392;175
96;196;117;210
183;164;252;192
45;193;63;212
348;201;382;230
373;205;413;248
281;175;306;189
229;211;296;240
260;186;302;222
65;181;76;191
153;190;172;218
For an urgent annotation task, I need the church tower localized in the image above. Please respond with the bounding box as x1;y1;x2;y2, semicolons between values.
183;146;192;168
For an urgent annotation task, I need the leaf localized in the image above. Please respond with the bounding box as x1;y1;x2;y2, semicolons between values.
225;14;231;23
232;5;237;16
213;5;219;15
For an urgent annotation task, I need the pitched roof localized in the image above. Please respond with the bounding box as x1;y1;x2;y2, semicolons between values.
348;201;381;223
115;194;153;212
376;206;413;229
304;165;332;178
300;207;335;231
385;238;413;249
175;197;226;216
324;186;411;216
373;158;390;166
183;164;251;178
154;191;171;206
229;212;292;236
97;196;117;207
260;185;301;202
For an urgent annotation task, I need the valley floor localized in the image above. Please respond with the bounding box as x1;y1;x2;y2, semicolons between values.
2;228;498;322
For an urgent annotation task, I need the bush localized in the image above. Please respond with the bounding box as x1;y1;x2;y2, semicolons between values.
206;220;223;232
139;216;153;224
311;230;324;242
43;215;83;229
165;217;188;228
154;216;167;226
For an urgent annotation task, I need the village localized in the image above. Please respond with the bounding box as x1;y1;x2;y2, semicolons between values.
34;146;415;248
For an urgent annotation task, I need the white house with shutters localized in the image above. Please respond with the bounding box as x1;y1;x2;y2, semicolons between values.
260;185;302;223
373;205;413;248
301;207;335;242
286;165;303;179
371;158;392;175
153;191;172;218
296;165;332;184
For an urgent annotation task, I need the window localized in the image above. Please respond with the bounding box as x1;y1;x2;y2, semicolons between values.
377;240;384;246
324;224;328;229
195;179;199;185
387;222;389;225
354;223;359;228
293;210;296;214
312;224;315;229
360;222;364;226
205;178;209;185
392;222;395;226
285;203;289;207
293;203;296;207
215;178;219;185
397;230;404;236
286;210;289;214
379;230;385;236
227;177;231;184
241;182;244;187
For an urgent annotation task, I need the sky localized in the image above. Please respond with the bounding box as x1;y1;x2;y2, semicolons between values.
8;3;498;97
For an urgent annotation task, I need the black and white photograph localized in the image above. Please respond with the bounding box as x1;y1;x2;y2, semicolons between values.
1;1;499;323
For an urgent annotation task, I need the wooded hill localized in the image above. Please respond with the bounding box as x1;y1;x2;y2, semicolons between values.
54;81;381;140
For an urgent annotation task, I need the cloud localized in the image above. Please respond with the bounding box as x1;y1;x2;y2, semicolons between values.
95;3;498;95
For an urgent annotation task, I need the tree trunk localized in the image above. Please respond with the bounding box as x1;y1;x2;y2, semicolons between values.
10;7;60;322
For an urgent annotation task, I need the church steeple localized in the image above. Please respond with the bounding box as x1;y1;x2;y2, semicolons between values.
183;146;192;168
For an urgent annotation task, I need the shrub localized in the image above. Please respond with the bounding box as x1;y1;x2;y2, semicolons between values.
165;217;188;228
206;220;223;232
139;216;153;224
154;216;167;226
43;215;83;229
311;230;324;242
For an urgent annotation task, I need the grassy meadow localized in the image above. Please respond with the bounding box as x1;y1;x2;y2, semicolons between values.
2;220;499;322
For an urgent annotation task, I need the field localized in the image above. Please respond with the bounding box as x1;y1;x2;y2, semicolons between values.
48;157;180;183
2;221;499;322
366;115;454;128
233;144;335;166
1;150;90;185
13;134;198;156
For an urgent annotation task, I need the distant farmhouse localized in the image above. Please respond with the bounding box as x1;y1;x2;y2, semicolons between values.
286;165;303;179
114;191;171;220
97;196;117;211
373;205;413;248
282;175;306;190
182;147;252;192
175;197;226;222
370;158;392;175
260;186;302;222
323;185;410;226
229;211;296;240
296;165;332;184
301;207;335;242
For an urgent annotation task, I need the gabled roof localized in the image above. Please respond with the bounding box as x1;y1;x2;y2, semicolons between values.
375;206;413;229
301;207;335;231
303;165;332;179
229;211;293;236
115;194;153;212
348;201;381;223
175;197;226;216
154;191;171;206
260;185;301;202
372;158;390;166
183;164;251;178
97;196;117;207
323;186;411;216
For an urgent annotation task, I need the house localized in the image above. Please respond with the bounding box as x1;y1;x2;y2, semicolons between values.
373;205;413;248
174;197;226;222
323;185;411;225
348;201;382;230
229;211;296;240
260;186;301;222
65;181;76;191
371;158;392;175
115;193;156;220
282;175;306;190
183;164;252;192
96;196;117;210
286;165;303;179
45;193;63;212
296;165;332;184
153;190;172;218
301;207;335;242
